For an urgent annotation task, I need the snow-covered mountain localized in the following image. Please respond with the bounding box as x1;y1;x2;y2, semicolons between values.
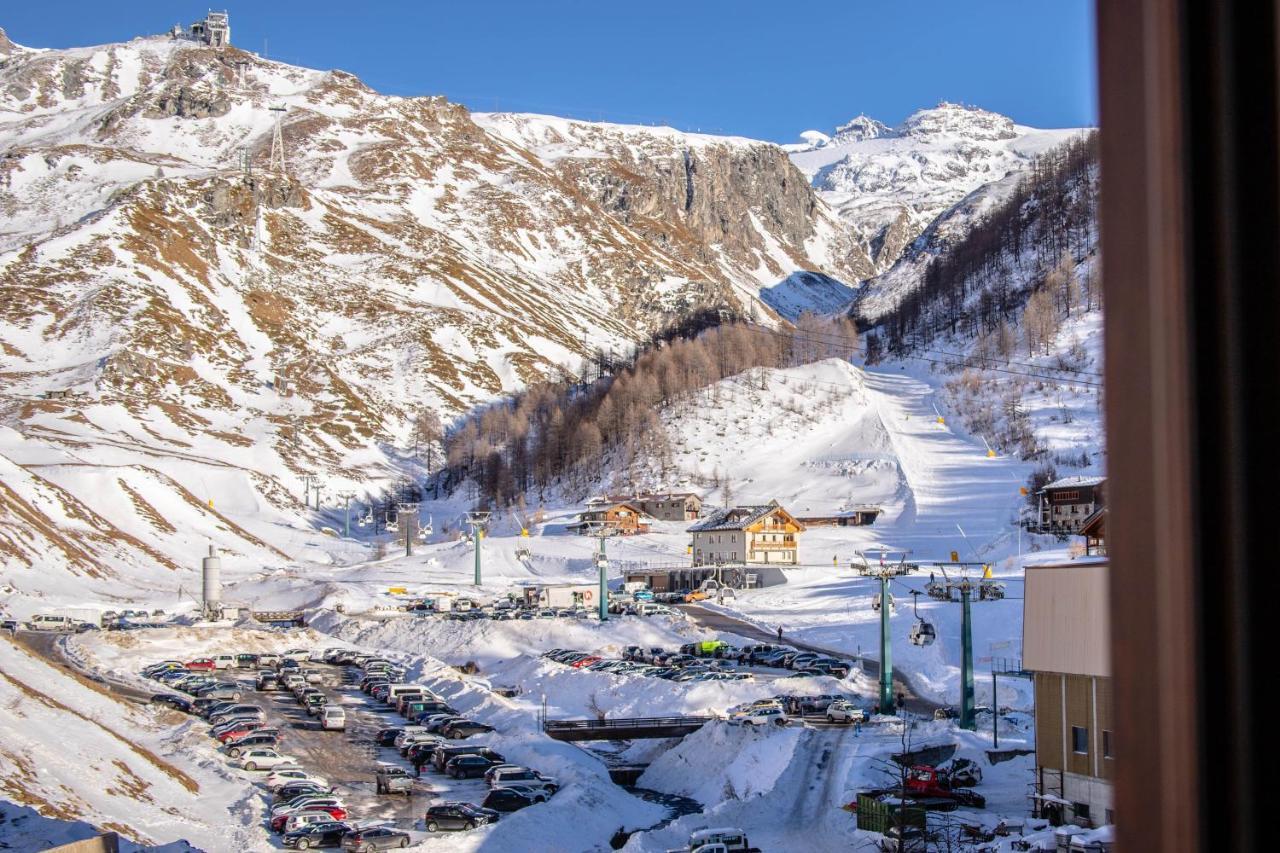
0;28;865;602
788;103;1085;273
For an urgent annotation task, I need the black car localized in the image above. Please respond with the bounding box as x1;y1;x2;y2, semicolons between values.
282;820;350;849
442;719;494;739
481;787;540;813
445;754;496;779
149;693;192;713
374;727;404;747
341;826;412;851
424;802;498;832
433;745;504;772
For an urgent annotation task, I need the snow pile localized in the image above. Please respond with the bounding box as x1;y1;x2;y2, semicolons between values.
639;722;802;806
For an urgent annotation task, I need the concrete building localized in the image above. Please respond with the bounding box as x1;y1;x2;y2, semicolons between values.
688;500;804;566
1024;559;1114;828
1033;476;1106;534
175;12;231;47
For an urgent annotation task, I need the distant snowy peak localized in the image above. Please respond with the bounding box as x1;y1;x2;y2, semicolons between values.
0;26;18;56
830;115;892;145
898;102;1017;141
787;102;1087;273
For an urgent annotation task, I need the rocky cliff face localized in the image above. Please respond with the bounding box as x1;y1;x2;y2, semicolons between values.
475;113;871;286
0;34;860;596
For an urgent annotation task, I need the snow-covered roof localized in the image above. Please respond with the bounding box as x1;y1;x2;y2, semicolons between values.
1040;475;1106;492
689;501;789;532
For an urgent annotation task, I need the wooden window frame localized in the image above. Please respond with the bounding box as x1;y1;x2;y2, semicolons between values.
1099;1;1270;849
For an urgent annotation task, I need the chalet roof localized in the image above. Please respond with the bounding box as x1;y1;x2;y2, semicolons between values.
1080;507;1106;536
688;500;795;532
1039;475;1107;493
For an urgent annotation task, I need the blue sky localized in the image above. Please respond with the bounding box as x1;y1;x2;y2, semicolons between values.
4;2;1097;140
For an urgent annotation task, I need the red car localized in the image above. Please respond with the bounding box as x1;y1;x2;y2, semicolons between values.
270;806;348;832
570;656;602;668
215;723;262;743
185;658;216;671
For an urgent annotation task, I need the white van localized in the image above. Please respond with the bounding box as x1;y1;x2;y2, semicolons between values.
687;828;751;852
320;706;346;731
385;684;419;705
212;654;236;670
28;614;73;631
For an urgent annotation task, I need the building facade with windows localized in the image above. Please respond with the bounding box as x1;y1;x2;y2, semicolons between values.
1024;559;1114;828
688;501;804;566
1034;476;1106;534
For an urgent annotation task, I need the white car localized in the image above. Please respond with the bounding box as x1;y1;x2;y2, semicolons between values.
731;707;788;727
282;648;311;662
265;769;328;790
730;699;784;717
825;700;865;723
271;795;344;817
236;748;292;771
320;707;346;731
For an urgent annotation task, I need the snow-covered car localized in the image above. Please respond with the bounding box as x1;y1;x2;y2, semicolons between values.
236;748;292;771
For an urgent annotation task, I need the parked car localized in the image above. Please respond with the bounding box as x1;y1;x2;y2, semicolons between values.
825;700;865;723
226;734;281;757
482;787;542;812
149;693;193;713
320;707;346;731
271;795;345;818
341;826;412;850
731;707;788;727
375;766;413;795
423;802;498;832
442;719;494;739
445;754;497;779
266;769;328;790
184;658;217;671
433;745;504;772
215;723;268;743
281;820;351;849
375;727;404;747
274;782;331;804
256;671;280;691
271;806;347;834
237;748;292;771
488;766;558;792
195;683;242;701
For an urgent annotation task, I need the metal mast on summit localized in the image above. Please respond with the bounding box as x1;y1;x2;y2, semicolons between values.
268;105;288;175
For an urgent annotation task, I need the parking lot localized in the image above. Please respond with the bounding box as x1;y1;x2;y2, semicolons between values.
142;649;563;846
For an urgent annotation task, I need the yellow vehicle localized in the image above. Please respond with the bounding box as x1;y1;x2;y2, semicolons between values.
685;590;709;603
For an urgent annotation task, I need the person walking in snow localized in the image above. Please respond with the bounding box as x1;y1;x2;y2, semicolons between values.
776;625;783;642
411;750;427;778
